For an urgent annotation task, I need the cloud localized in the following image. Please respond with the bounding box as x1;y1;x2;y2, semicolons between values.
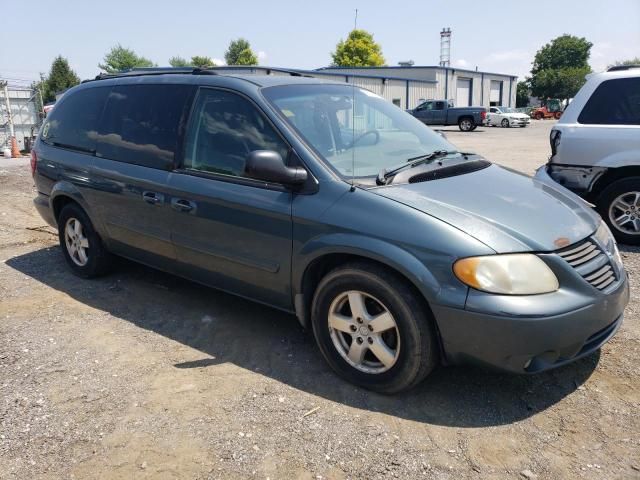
455;59;468;67
481;49;534;79
485;49;530;63
257;51;267;61
212;58;226;66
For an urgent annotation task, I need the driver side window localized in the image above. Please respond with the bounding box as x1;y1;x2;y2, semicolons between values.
183;89;289;178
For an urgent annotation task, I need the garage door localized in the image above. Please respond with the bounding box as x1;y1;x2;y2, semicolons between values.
490;81;502;106
456;78;471;107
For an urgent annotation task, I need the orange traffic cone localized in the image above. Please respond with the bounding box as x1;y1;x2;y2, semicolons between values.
10;137;20;158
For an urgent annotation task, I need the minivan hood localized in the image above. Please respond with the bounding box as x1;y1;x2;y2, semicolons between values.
373;164;600;253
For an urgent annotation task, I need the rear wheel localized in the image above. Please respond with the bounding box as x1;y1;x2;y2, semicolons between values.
534;112;543;120
596;177;640;245
501;118;510;128
458;117;475;132
58;203;112;277
311;262;438;393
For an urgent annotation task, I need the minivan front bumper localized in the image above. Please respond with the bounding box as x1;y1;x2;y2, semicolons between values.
432;275;629;373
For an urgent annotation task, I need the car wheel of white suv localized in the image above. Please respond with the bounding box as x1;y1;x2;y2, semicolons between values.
596;177;640;245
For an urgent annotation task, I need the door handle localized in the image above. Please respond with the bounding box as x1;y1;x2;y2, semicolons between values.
171;198;196;213
142;191;164;205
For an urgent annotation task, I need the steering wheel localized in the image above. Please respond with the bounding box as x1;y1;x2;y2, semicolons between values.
348;129;380;149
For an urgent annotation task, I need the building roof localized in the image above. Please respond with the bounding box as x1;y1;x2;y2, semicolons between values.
315;65;518;79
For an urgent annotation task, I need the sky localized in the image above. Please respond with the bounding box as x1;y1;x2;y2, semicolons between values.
1;0;638;87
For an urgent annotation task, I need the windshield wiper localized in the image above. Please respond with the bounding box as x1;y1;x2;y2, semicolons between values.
376;150;459;185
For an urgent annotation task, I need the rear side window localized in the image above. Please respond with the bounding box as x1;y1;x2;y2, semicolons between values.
41;87;110;152
578;78;640;125
95;84;195;169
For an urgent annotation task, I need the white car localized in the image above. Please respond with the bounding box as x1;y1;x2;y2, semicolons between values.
486;106;531;128
535;65;640;245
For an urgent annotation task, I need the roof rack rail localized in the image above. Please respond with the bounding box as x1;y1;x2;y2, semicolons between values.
207;66;314;77
82;67;218;83
606;64;640;72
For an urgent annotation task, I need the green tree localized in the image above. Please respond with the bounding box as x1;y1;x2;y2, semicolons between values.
529;34;592;102
99;45;155;73
169;56;190;67
516;81;530;108
41;56;80;103
190;56;216;68
331;29;386;67
225;38;258;65
608;57;640;68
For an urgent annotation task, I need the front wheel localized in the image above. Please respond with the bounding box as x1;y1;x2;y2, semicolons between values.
596;177;640;245
311;262;438;393
501;118;510;128
458;117;475;132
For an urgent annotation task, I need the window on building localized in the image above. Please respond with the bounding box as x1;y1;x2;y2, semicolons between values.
95;84;195;169
41;86;111;153
183;89;289;178
578;78;640;125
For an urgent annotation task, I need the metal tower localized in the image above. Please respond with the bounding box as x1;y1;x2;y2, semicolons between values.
439;28;451;68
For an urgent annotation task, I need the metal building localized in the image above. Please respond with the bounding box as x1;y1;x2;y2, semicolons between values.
315;66;517;109
215;65;516;110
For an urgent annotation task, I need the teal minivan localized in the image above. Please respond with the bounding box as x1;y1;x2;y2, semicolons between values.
32;68;629;393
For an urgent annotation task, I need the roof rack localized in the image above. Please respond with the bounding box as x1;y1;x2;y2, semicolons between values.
607;64;640;72
207;66;314;77
82;67;218;83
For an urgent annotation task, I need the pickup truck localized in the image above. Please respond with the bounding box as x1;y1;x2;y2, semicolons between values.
408;100;486;132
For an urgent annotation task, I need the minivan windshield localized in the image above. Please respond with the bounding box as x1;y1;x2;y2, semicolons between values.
262;84;457;179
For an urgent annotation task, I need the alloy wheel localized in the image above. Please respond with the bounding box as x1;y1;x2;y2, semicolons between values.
609;191;640;235
328;290;400;374
64;217;90;266
460;119;472;131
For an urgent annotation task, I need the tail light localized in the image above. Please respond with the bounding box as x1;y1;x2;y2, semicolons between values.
480;110;487;120
30;150;37;176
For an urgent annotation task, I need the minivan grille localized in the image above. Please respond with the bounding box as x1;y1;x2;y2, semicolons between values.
557;238;617;291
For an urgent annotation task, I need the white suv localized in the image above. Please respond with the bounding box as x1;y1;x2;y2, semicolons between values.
536;65;640;245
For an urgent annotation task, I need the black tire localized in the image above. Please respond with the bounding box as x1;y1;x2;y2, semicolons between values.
501;118;510;128
458;117;475;132
57;202;112;277
311;262;438;393
595;177;640;245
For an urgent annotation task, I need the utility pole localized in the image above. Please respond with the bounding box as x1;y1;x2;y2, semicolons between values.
354;9;358;30
1;81;20;158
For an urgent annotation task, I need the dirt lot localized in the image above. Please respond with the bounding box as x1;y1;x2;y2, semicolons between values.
1;122;639;479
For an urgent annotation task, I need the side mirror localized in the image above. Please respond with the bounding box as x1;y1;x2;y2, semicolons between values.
244;150;308;186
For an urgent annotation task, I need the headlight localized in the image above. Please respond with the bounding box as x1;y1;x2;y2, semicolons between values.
594;221;624;269
453;254;559;295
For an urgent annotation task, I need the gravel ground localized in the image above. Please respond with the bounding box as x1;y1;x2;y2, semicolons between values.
1;122;639;479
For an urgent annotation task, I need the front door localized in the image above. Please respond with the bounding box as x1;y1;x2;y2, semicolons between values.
412;101;433;124
168;88;294;309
